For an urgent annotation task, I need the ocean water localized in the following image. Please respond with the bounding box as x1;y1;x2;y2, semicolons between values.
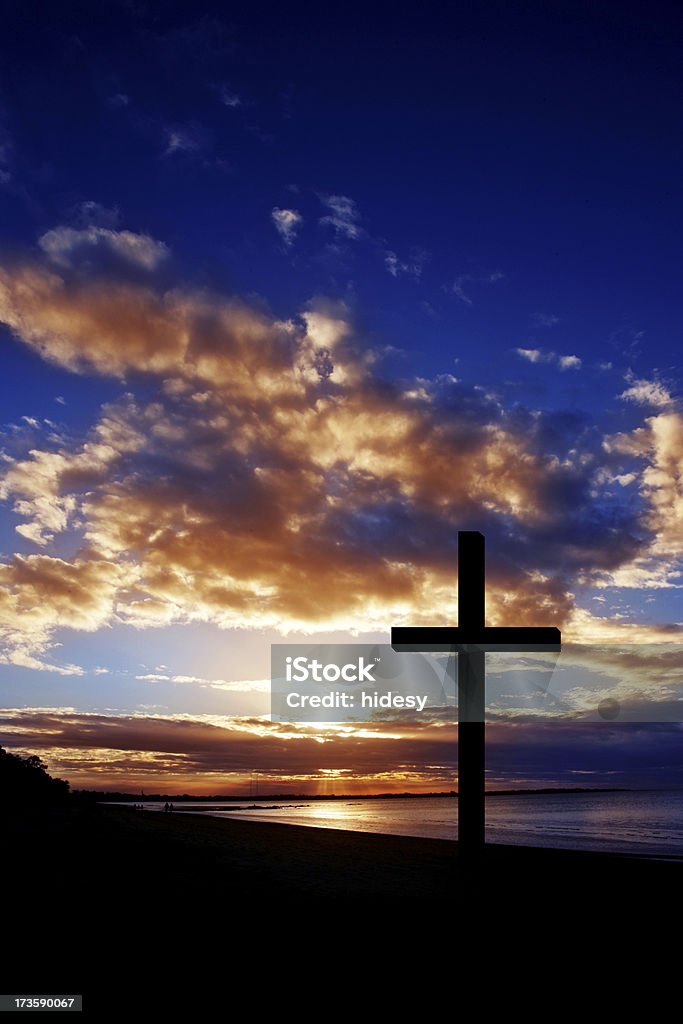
125;790;683;857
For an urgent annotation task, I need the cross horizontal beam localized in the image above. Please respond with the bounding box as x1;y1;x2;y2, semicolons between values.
391;625;561;652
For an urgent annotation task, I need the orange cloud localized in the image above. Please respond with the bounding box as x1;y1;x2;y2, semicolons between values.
0;236;680;666
601;411;683;588
0;708;457;793
2;707;679;793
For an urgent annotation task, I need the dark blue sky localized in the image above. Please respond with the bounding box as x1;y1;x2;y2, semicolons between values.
0;1;682;791
2;1;681;385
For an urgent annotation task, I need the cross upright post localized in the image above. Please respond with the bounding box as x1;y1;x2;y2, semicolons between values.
457;532;486;863
391;531;561;869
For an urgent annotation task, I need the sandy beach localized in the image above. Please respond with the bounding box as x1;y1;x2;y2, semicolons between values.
4;803;680;1007
6;802;682;907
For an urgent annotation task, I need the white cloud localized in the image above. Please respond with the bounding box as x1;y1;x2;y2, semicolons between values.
136;672;269;692
15;522;55;546
451;276;473;306
272;207;302;247
449;271;503;306
39;226;169;272
220;88;241;108
0;405;143;545
319;194;361;239
619;373;673;408
515;348;581;370
601;411;683;586
515;347;544;363
163;128;202;157
531;312;560;327
0;649;84;675
613;473;637;486
384;249;427;279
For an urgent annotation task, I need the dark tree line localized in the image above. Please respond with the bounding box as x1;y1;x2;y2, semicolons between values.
0;747;70;806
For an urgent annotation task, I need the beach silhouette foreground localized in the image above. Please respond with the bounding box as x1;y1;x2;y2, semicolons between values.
4;801;682;1008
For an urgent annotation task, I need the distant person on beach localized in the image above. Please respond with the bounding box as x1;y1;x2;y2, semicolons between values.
169;803;174;813
164;802;169;813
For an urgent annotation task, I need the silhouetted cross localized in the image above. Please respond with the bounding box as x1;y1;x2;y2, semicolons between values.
391;531;561;865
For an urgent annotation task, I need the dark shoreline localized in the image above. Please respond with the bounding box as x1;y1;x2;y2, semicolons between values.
4;803;682;1006
86;785;633;802
144;803;683;861
6;802;683;892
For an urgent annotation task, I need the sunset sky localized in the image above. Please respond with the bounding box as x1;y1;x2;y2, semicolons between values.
0;1;682;793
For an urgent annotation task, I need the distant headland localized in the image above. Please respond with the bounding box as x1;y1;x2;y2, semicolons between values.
79;786;631;802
